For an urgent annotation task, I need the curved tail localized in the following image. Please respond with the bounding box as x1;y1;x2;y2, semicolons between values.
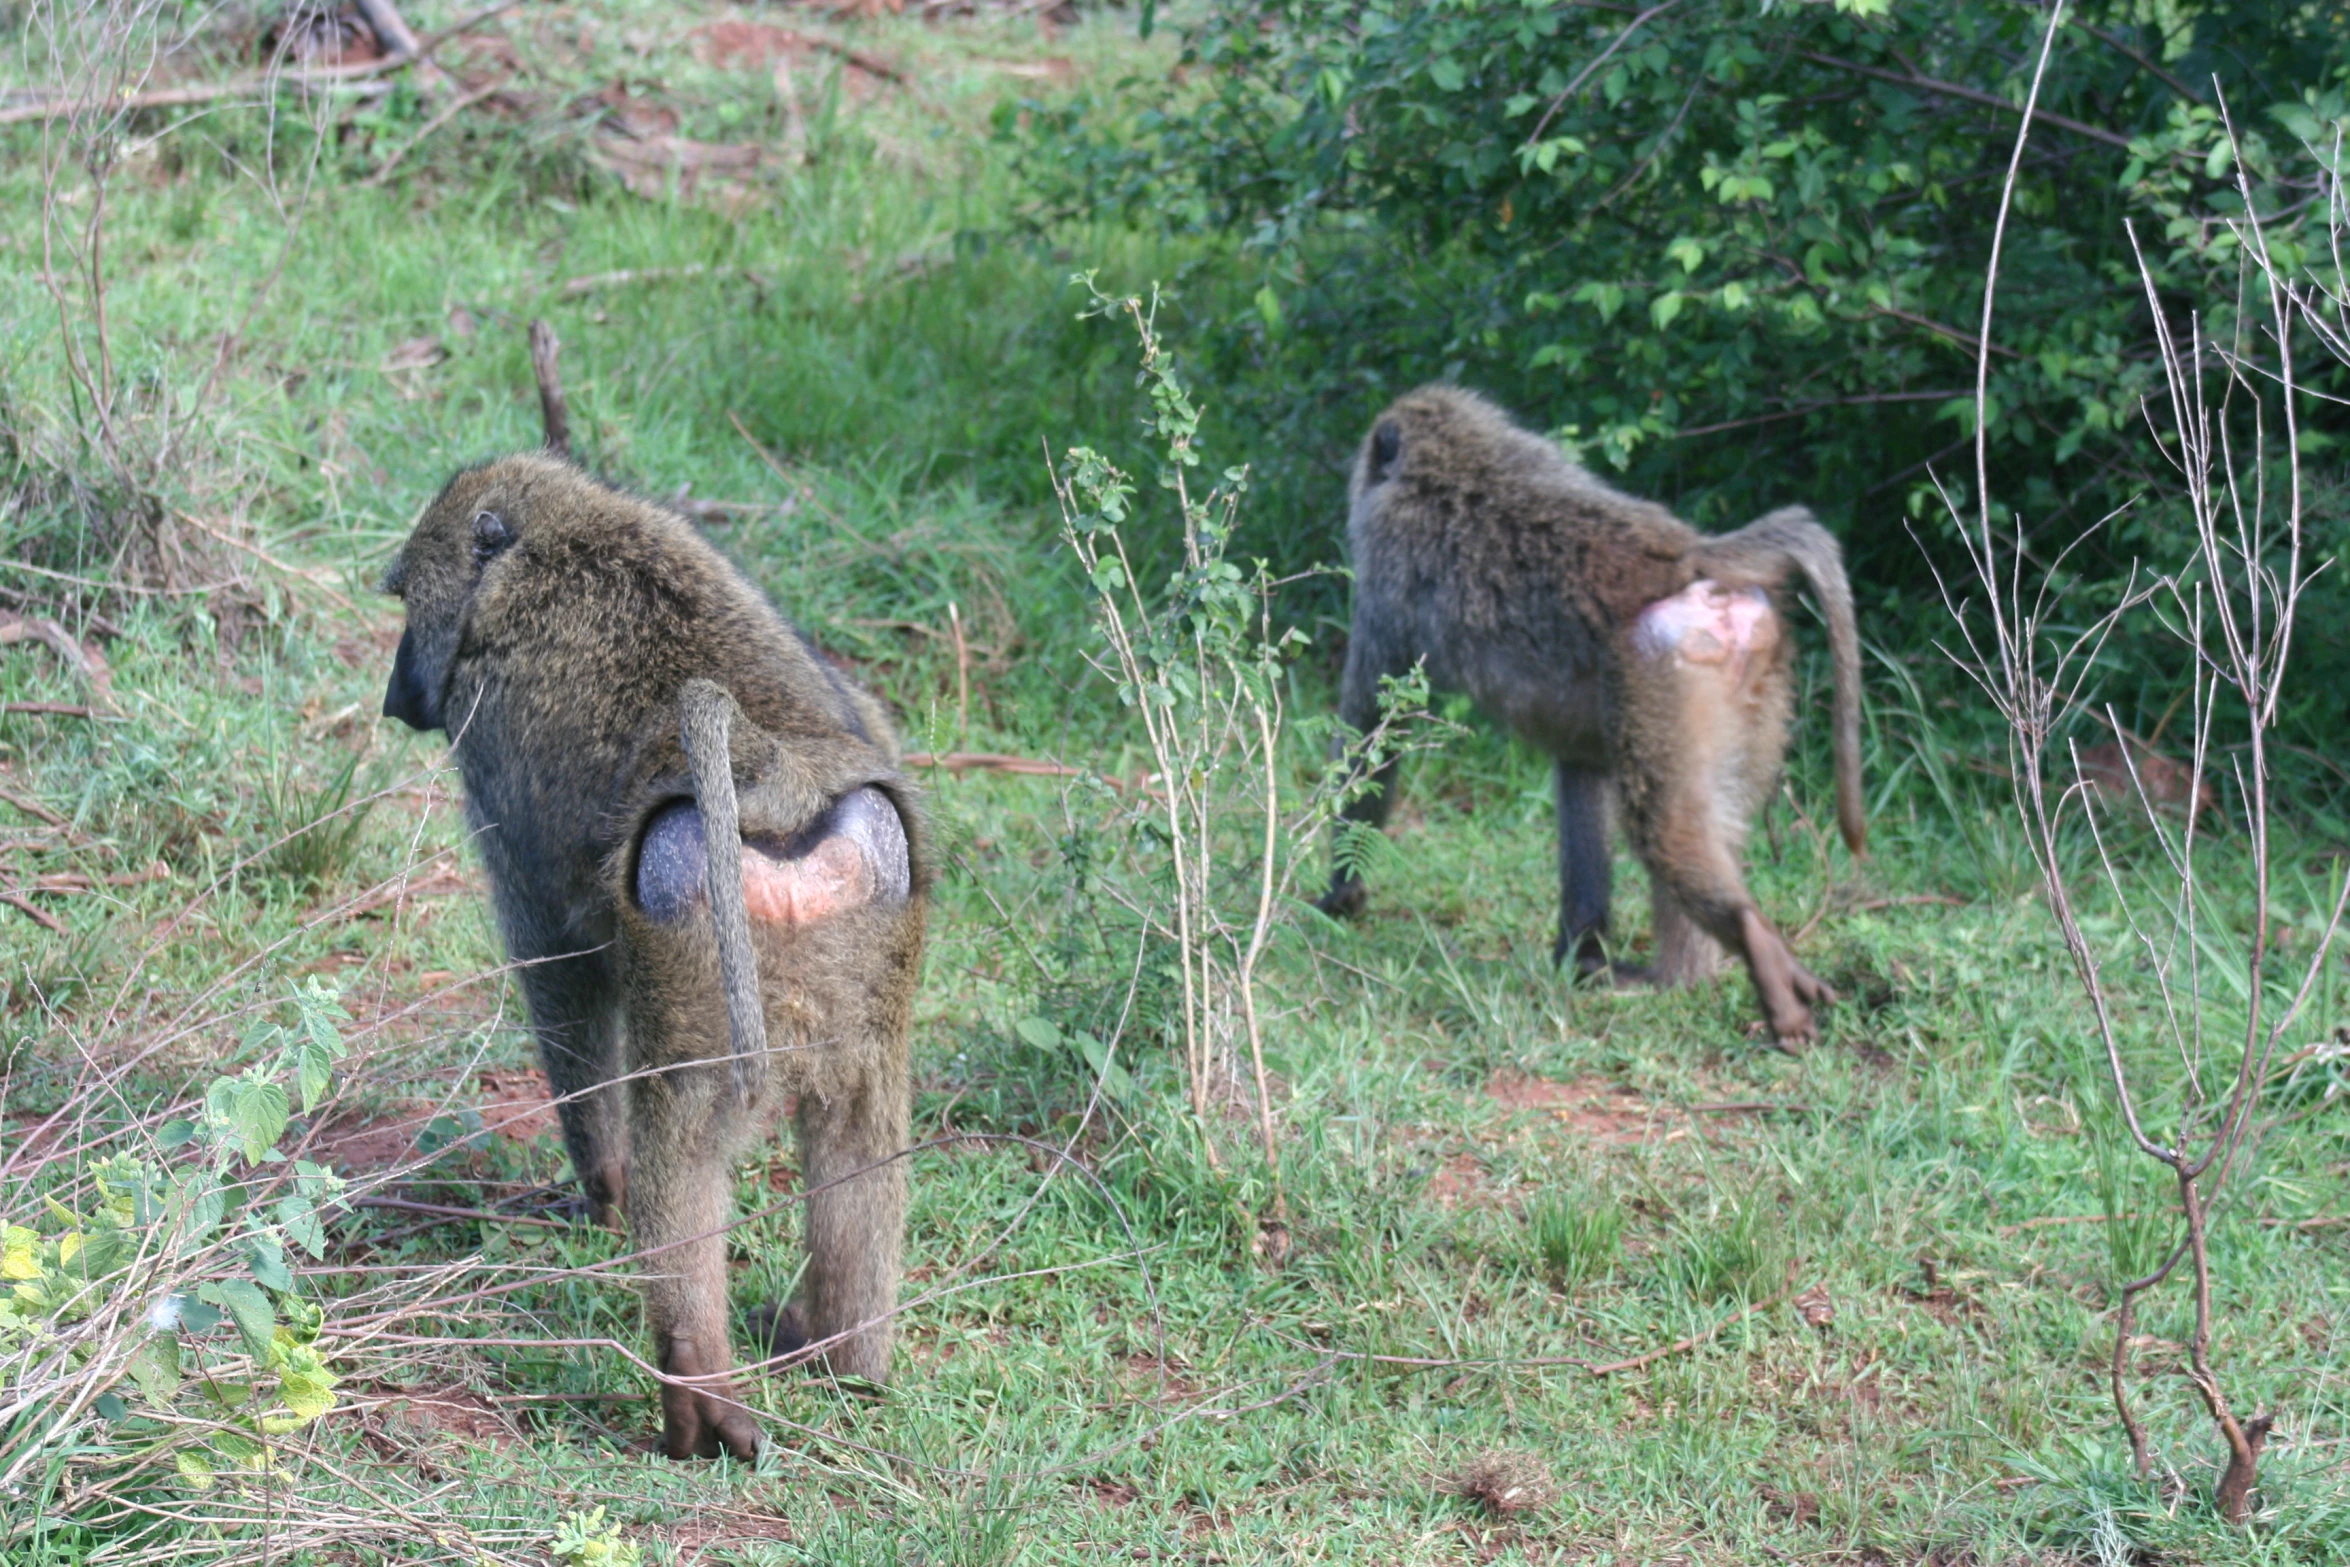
678;679;769;1103
1692;507;1866;857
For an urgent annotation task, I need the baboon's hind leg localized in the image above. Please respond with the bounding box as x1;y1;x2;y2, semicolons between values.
1619;583;1832;1043
773;1069;910;1384
627;1069;763;1460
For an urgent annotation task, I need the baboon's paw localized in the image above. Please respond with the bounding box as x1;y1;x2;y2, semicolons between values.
636;786;911;926
1316;877;1368;919
1630;580;1776;667
745;1300;809;1366
658;1335;761;1461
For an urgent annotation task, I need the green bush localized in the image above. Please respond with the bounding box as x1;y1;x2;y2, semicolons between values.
1011;1;2347;658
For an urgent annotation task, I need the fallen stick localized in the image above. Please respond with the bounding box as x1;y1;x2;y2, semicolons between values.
560;264;706;297
0;2;512;126
21;864;169;893
1273;1287;1799;1378
0;783;67;829
362;72;512;187
905;752;1082;779
352;1194;568;1230
1578;1289;1794;1376
0;613;111;701
334;863;470;923
1999;1212;2130;1234
0;703;94;719
0;893;60;932
351;0;423;60
803;35;907;84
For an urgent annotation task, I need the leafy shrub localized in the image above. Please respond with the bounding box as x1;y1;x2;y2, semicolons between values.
1011;1;2349;665
0;979;351;1520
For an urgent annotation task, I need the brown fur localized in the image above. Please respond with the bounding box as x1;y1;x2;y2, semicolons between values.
381;454;927;1458
1318;385;1864;1043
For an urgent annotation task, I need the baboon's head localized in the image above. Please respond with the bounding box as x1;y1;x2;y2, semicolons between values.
379;453;572;732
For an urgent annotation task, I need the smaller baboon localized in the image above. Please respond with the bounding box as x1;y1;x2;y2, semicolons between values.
1319;386;1864;1044
382;455;927;1459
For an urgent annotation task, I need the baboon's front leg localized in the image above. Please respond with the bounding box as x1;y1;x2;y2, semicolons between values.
514;952;631;1228
628;1070;763;1461
1319;628;1410;918
1552;761;1617;975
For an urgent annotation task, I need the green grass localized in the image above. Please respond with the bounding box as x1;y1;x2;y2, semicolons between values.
2;3;2348;1563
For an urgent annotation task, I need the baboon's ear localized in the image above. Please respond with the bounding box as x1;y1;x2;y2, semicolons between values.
1370;420;1403;483
471;508;516;563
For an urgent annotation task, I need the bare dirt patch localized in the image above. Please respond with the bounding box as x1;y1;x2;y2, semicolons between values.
1486;1071;1663;1144
475;1066;556;1142
1424;1151;1500;1209
316;1066;555;1174
371;1385;518;1447
661;1511;796;1554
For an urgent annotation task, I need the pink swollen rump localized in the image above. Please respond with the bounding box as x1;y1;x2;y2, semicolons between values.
1630;581;1776;668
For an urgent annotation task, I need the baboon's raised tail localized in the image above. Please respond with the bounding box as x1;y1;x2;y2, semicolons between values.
1692;506;1865;858
677;678;769;1105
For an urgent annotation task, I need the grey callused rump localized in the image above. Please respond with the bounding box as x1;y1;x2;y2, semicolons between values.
1319;385;1864;1045
379;452;928;1461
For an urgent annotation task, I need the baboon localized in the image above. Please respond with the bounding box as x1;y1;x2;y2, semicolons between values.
381;454;927;1460
1319;386;1863;1044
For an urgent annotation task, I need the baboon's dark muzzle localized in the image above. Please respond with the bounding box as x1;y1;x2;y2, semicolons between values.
382;627;442;732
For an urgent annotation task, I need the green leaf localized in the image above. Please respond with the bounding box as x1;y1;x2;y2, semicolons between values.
127;1332;183;1405
244;1231;293;1293
174;1450;214;1488
276;1193;326;1259
1253;284;1284;336
276;977;352;1115
1665;236;1705;274
212;1429;269;1468
273;1345;338;1423
171;1294;223;1334
200;1278;276;1358
207;1073;289;1167
1650;290;1686;329
1071;1032;1135;1099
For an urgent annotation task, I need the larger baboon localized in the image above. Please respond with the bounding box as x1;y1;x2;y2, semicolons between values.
382;454;926;1460
1320;386;1863;1044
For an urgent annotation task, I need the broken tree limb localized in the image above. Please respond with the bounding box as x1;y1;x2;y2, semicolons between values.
528;320;571;457
0;784;67;831
0;894;61;932
363;72;513;187
351;0;423;60
0;614;112;705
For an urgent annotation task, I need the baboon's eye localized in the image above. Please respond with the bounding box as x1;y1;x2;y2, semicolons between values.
471;510;515;563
